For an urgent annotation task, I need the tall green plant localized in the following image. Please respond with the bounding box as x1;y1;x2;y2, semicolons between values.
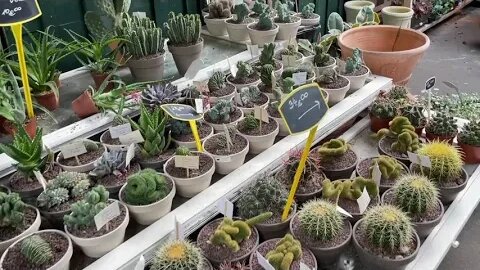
84;0;131;39
163;12;201;46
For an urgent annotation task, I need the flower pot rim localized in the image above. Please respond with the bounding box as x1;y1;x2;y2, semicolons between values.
246;22;279;31
203;133;250;157
225;18;254;25
339;65;371;78
355;156;410;188
56;144;105;168
204;107;244;126
458;140;480;148
100;130;128;147
119;173;176;209
345;0;375;8
32;88;57;97
128;52;165;62
167;37;204;49
274;16;301;24
204;15;233;21
237;92;270;109
163;152;215;181
382;6;414;15
238;117;279;138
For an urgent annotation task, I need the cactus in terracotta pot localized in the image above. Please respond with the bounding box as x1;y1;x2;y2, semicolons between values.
425;112;458;140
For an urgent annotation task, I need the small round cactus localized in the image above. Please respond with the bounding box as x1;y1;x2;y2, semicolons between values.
361;205;414;251
298;199;343;241
392;174;439;214
20;235;53;266
124;169;170;205
151;240;204;270
417;141;464;182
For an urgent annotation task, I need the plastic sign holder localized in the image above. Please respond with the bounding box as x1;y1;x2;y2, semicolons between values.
161;104;204;152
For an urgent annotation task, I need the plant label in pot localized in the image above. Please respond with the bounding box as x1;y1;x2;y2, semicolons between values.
94;200;121;231
109;123;132;139
59;141;87;162
119;130;145;145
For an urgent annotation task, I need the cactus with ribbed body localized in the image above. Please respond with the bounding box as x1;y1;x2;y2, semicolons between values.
425;112;458;137
209;212;273;252
301;3;316;19
84;0;131;39
63;185;110;230
37;171;91;210
458;120;480;146
276;3;292;23
0;192;25;228
236;61;255;79
417;141;464;183
208;0;232;18
370;95;396;119
20;235;53;266
318;68;338;84
260;64;275;87
361;205;414;252
124;169;170;206
243;114;260;130
117;14;164;59
258;11;274;30
89;150;126;179
299;199;344;241
208;99;235;123
400;104;426;128
142;82;181;108
314;43;332;67
233;3;250;23
377;116;421;153
151;240;203;270
170;120;191;137
266;234;302;270
260;43;276;66
322;177;379;203
317;138;349;158
368;155;403;180
240;86;263;107
208;71;227;92
393;174;439;214
388;85;409;101
163;12;201;46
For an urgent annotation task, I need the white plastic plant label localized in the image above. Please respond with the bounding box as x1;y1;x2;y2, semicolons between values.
175;155;200;170
247;44;259;58
175;216;184;240
300;262;311;270
184;59;203;80
195;98;204;113
134;255;145;270
125;144;135;167
132;12;147;18
271;70;276;88
60;141;87;159
94;201;120;231
282;55;297;68
33;170;47;191
256;251;275;270
216;197;234;218
119;130;144;145
292;72;307;86
109;123;132;139
407;152;432;168
228;58;237;77
336;205;353;218
215;156;232;162
372;162;382;187
357;187;371;214
254;105;269;123
234;0;243;5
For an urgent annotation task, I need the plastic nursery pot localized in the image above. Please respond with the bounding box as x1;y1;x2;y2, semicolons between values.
137;150;175;171
318;75;351;106
40;206;72;230
238;117;279;154
100;130;129;152
338;25;430;85
342;65;370;93
249;236;318;270
202;133;249;175
381;6;415;28
71;90;100;119
275;16;301;40
247;22;279;48
4;117;37;139
204;15;232;36
119;173;176;225
381;189;444;239
56;145;105;173
204;108;245;132
344;1;375;23
172;123;215;150
0;229;73;270
225;19;251;42
352;219;420;270
65;200;129;258
356;157;410;193
34;90;59;111
0;205;41;254
425;131;457;144
297;13;320;26
168;38;204;76
127;53;165;82
91;71;114;91
369;114;393;133
163;152;215;198
206;82;237;105
377;136;411;166
255;204;297;240
313;57;336;78
458;142;480;164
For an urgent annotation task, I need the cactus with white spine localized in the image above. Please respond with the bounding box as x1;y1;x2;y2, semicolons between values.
392;174;439;214
299;199;344;241
151;240;204;270
163;12;201;46
208;0;232;19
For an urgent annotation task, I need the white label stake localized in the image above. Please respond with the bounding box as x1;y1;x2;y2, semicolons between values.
292;72;307;86
134;255;145;270
372;162;382;187
357;187;371;214
94;201;120;231
125;144;135;167
59;141;87;159
33;171;47;191
195;99;204;114
256;251;275;270
119;130;145;145
336;205;353;218
300;262;311;270
175;216;184;240
109;123;132;139
217;197;234;218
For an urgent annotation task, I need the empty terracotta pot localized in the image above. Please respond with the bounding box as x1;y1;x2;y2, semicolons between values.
34;90;59;111
71;90;99;119
338;25;430;85
4;118;37;138
459;142;480;164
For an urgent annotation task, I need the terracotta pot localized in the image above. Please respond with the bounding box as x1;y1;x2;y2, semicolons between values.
91;72;114;90
4;118;37;139
71;90;99;119
425;131;456;144
34;90;59;111
458;142;480;164
370;114;392;133
168;39;204;77
338;25;430;85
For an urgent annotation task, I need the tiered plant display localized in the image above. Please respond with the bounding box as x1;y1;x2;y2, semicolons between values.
274;3;301;40
119;169;175;225
226;3;253;42
356;155;409;192
313;42;336;77
353;205;419;270
207;71;237;104
254;43;284;77
275;44;303;67
290;199;352;265
312;138;358;179
316;68;350;105
369;93;396;132
56;139;105;173
237;86;269;114
171;120;214;149
64;185;129;258
337;48;370;92
205;0;233;36
237;113;279;154
204;100;244;132
297;3;320;26
425;112;458;144
458;121;480;163
226;61;260;89
150;240;212;270
247;11;279;47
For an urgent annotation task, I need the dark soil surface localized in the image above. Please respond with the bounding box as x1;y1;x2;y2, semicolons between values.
251;23;278;31
410;164;466;188
2;232;69;270
317;75;349;89
267;105;281;118
10;173;42;192
204;108;243;125
379;137;409;159
101;131;122;145
291;217;351;249
316;57;335;67
341;65;369;77
138;148;175;164
165;153;213;178
42;164;62;181
173;123;213;142
209;83;236;98
277;166;324;195
238;118;277;136
0;207;36;241
357;157;408;188
315;148;357;171
335;196;380;215
197;218;258;263
58;147;105;166
383;190;442;223
204;134;248;156
227;73;260;85
96;163;141;188
259;83;273;94
238;93;268;108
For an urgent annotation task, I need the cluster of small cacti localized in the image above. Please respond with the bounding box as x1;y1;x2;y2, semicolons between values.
259;43;276;66
20;235;53;266
258;11;274;30
142;82;181;108
240;86;263;107
393;174;439;214
163;12;201;46
298;199;344;241
458;120;480;146
0;192;25;228
370;94;396;119
64;185;110;230
417;141;464;182
236;61;255;79
37;171;91;210
208;100;236;123
344;48;363;74
318;68;338;84
84;0;130;39
399;104;426;128
209;212;273;252
124;169;170;206
425;112;458;136
89;150;127;179
260;64;275;87
377;116;420;153
176;146;192;156
233;3;250;23
208;0;232;18
151;240;204;270
276;3;292;23
368;155;403;180
243;114;260;130
388;85;409;101
266;234;302;270
208;71;227;92
317;138;349;158
301;3;316;18
322;177;379;203
313;43;332;67
361;205;414;252
117;14;164;59
237;175;288;219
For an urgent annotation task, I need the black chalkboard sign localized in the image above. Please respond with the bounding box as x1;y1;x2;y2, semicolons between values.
0;0;41;26
278;83;329;134
161;104;203;121
425;77;436;91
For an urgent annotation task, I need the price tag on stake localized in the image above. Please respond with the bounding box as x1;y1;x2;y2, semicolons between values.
357;187;371;214
94;201;121;231
195;99;204;113
125;144;135;167
336;205;353;218
33;170;47;191
0;0;42;26
161;104;203;121
372;162;382;187
109;123;132;139
247;44;259;58
175;155;200;170
292;72;307;86
119;130;144;145
216;197;234;218
60;141;87;159
256;251;275;270
175;216;184;240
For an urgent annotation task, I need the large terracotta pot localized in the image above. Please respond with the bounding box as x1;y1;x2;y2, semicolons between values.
34;90;59;111
71;90;99;119
370;113;392;133
338;25;430;85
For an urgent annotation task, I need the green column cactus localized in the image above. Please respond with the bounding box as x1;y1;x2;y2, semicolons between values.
233;3;250;23
368;155;403;180
259;43;276;66
84;0;131;39
151;240;204;270
0;192;25;228
124;169;170;206
276;3;292;23
266;234;302;270
64;185;110;230
260;64;275;87
376;116;420;153
208;71;227;92
393;174;439;214
163;12;201;46
417;141;464;182
20;235;53;266
298;199;344;241
258;11;274;30
317;138;349;158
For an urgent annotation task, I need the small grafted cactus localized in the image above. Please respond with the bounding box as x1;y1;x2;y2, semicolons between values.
124;169;170;206
259;43;276;66
208;99;236;123
240;86;262;107
236;61;255;79
258;11;274;30
458;120;480;146
0;192;25;228
425;112;458;137
362;205;414;252
151;240;204;270
417;141;464;183
322;177;379;203
276;3;292;23
377;116;420;153
318;68;338;84
209;212;273;252
298;199;344;241
64;185;110;230
163;12;201;46
89;150;126;179
233;3;250;23
393;174;439;214
242;114;260;130
20;235;53;266
266;234;302;270
208;0;232;18
260;64;275;87
368;155;403;180
317;138;349;158
208;71;227;92
301;3;315;19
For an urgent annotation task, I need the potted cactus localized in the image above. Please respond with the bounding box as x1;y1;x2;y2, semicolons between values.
163;147;215;198
36;172;91;228
203;127;249;175
227;61;261;89
382;174;444;238
267;77;294;136
313;42;336;78
247;11;279;47
207;71;237;104
205;0;233;36
0;192;41;254
411;141;468;203
249;234;317;270
369;93;396;132
150;240;213;270
248;0;272;20
237;113;279;154
353;205;420;270
226;3;253;42
275;44;304;68
276;149;325;202
197;212;272;265
56;139;106;173
99;102;132;152
254;43;284;77
399;103;427;136
204;100;245;132
311;138;358;180
344;1;375;23
258;64;277;99
236;86;269;115
356;155;410;193
316;68;350;105
376;116;421;165
237;176;295;240
290;199;352;266
171;120;214;149
458;120;480;164
337;48;370;93
297;3;320;26
164;12;203;76
64;185;129;258
0;230;73;270
425;112;458;144
142;82;182;108
274;3;301;40
119;169;175;225
282;65;316;84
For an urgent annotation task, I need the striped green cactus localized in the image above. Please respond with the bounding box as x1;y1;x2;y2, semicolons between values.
163;12;201;46
117;14;164;59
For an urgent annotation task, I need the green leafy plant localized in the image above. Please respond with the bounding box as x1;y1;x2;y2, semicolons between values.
233;3;250;23
392;174;439;214
298;199;343;241
317;138;349;158
376;116;421;153
208;0;232;18
322;177;379;203
37;171;91;210
458;120;480;146
20;234;53;266
239;86;263;107
266;234;302;270
151;240;204;270
207;99;235;123
142;82;180;108
0;192;25;228
84;0;130;39
208;71;227;92
276;3;292;23
89;150;127;179
63;185;110;230
124;168;170;205
259;43;276;66
164;12;201;46
368;155;403;180
416;141;463;182
425;112;458;137
257;11;274;30
301;3;315;19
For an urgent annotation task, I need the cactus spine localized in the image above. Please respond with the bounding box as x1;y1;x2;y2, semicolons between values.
393;174;439;214
20;235;53;266
151;240;203;270
425;112;458;137
258;11;274;30
298;199;343;241
266;234;302;270
417;141;464;183
117;14;164;59
124;169;170;206
368;155;403;180
163;12;201;46
208;0;232;18
208;71;227;92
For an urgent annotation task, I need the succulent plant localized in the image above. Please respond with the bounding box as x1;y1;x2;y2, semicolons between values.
163;12;201;46
276;3;292;23
318;68;338;84
301;3;316;19
260;64;275;87
416;141;463;183
458;120;480;146
151;240;204;270
175;146;192;156
361;205;414;252
322;177;379;203
170;120;191;137
209;212;273;252
84;0;130;39
258;10;274;30
124;169;170;205
208;0;232;18
0;192;25;228
279;44;298;57
208;71;227;92
89;150;127;179
178;85;202;107
368;155;403;180
343;48;363;74
388;85;409;102
37;171;91;210
142;82;181;108
242;114;260;130
252;0;268;15
259;43;276;66
233;3;250;24
317;138;349;158
370;94;396;119
266;234;302;270
239;86;263;107
425;112;458;137
400;104;426;128
236;61;255;80
64;185;110;230
219;261;249;270
20;234;53;266
313;43;332;67
392;174;439;214
207;99;236;123
298;199;344;241
377;116;421;153
237;175;288;219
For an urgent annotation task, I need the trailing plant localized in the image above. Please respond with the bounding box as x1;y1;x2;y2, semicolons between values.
298;199;343;241
233;3;250;24
142;82;181;108
207;99;236;122
164;12;201;46
0;192;25;228
257;11;275;30
37;171;91;209
317;138;349;159
400;104;426;128
239;86;263;107
368;155;403;180
20;234;53;266
376;116;421;153
124;168;170;205
260;64;275;87
276;3;292;23
64;185;110;230
392;174;439;214
370;94;396;119
458;120;480;146
425;112;458;136
266;234;302;270
208;71;227;92
84;0;130;39
208;0;232;19
89;150;127;179
151;240;203;270
416;141;463;183
259;43;276;66
322;177;379;203
301;3;316;19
